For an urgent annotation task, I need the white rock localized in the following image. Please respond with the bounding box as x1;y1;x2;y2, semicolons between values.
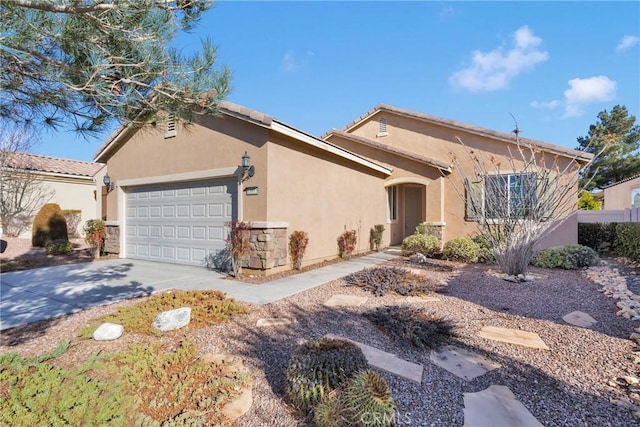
93;322;124;341
152;307;191;332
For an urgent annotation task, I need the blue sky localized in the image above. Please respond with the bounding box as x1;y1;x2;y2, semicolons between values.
35;1;639;162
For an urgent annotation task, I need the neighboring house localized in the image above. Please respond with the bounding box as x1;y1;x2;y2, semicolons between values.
0;151;104;238
94;102;591;274
603;174;640;209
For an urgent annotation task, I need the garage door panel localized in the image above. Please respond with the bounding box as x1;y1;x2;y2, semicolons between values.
126;179;235;266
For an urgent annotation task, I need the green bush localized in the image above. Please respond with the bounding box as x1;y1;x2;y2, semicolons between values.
32;203;68;247
614;223;640;261
285;338;369;413
46;239;74;255
401;234;440;257
532;245;600;270
442;237;480;263
578;222;616;252
472;234;495;264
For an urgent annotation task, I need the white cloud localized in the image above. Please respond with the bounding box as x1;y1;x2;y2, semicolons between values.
281;50;314;72
563;76;617;117
449;25;549;92
616;35;640;52
531;76;617;118
438;6;454;20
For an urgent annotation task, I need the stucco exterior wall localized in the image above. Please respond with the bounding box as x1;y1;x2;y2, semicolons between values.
103;115;270;222
265;133;388;267
604;176;640;209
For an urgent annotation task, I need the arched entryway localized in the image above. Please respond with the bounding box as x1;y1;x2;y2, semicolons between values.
385;178;430;245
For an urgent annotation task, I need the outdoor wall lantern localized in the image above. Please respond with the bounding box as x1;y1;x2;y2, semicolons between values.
241;151;255;182
103;173;115;193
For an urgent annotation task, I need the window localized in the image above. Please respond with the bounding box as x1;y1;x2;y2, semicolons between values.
377;117;388;137
466;173;538;220
387;185;398;221
164;113;177;138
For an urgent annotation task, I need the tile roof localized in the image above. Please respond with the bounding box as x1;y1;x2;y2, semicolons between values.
2;151;104;178
603;173;640;189
340;104;594;163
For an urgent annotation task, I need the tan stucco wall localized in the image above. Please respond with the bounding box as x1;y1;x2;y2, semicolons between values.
15;176;98;238
265;133;388;267
604;176;640;209
103;115;270;222
348;113;581;241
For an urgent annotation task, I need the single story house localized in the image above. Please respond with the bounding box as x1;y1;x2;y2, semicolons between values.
0;151;104;238
603;174;640;209
94;102;592;274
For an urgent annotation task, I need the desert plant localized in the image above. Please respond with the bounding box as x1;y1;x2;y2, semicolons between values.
614;223;640;261
369;224;385;251
442;237;480;263
532;245;600;270
364;305;457;350
345;266;438;297
45;239;74;256
341;370;395;427
313;392;347;427
83;219;105;258
401;233;440;257
338;230;357;259
285;338;369;413
62;209;82;238
226;221;252;276
31;203;68;247
289;230;310;270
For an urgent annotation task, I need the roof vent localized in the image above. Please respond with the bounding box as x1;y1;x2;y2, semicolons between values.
377;117;388;137
164;113;177;138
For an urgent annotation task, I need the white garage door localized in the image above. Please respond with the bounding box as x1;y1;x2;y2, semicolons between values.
125;179;236;266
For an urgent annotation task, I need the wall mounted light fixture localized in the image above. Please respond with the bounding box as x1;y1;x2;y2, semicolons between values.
103;173;115;193
241;151;255;182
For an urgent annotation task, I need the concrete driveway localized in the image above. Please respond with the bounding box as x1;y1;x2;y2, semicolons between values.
0;252;397;331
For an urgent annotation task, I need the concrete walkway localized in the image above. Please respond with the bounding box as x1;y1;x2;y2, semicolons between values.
0;252;397;330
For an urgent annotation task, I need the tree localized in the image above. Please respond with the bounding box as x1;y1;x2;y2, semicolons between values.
577;106;640;191
577;190;602;210
1;1;231;136
450;124;596;278
0;127;54;236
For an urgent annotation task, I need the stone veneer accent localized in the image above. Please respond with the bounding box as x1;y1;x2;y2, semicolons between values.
104;222;120;254
245;222;288;271
420;222;445;245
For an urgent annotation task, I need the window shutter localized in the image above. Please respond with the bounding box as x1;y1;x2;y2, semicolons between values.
164;114;177;138
537;172;556;221
465;177;482;221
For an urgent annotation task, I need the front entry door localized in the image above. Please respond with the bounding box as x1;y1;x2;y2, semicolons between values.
404;186;423;236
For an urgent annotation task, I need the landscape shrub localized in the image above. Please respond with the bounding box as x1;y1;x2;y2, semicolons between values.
344;266;438;296
226;220;251;276
364;305;457;350
401;233;440;257
45;239;74;255
31;203;68;247
369;224;385;251
472;234;495;264
338;230;357;259
83;219;105;257
62;209;82;238
578;222;616;253
415;222;437;236
532;245;600;270
285;338;369;413
614;223;640;261
340;370;395;427
289;230;309;270
442;237;480;263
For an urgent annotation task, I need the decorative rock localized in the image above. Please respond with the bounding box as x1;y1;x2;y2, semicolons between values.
324;294;368;307
395;296;441;304
624;376;640;385
630;333;640;344
92;322;124;341
256;317;292;327
430;345;501;380
582;266;640;320
200;354;253;422
463;385;544;427
562;311;597;328
152;307;191;332
409;253;428;264
478;326;549;350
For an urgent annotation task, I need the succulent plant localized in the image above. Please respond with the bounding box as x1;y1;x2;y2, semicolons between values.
341;370;395;427
313;391;347;427
285;338;369;413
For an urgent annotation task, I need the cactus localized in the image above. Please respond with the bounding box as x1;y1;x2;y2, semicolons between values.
285;338;368;413
342;370;395;427
313;392;347;427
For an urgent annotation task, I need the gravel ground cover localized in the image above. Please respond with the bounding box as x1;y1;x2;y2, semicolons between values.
1;257;639;426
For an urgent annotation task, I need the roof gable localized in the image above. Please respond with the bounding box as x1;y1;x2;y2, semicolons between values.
341;104;593;163
2;151;104;178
